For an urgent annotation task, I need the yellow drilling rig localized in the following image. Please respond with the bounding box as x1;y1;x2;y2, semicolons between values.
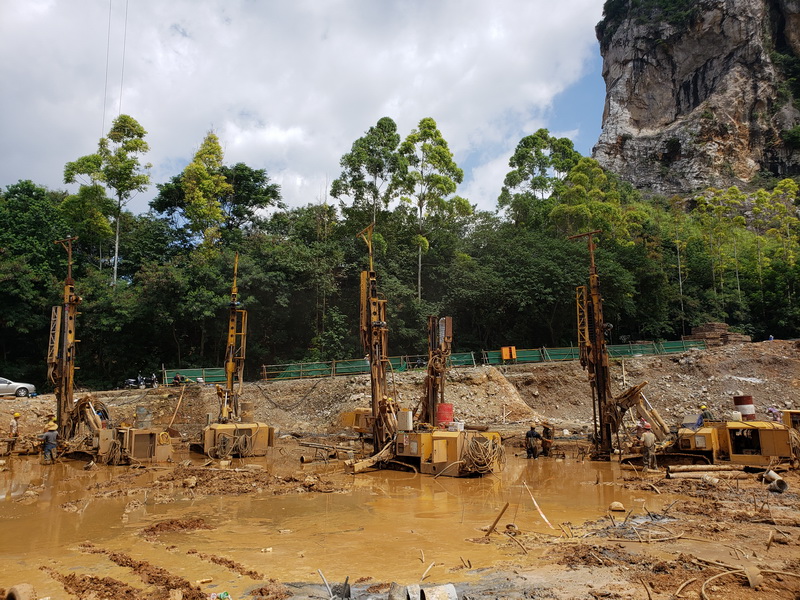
346;224;504;476
572;231;668;459
48;237;172;464
201;253;274;458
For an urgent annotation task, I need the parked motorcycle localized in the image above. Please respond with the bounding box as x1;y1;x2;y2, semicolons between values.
123;373;160;389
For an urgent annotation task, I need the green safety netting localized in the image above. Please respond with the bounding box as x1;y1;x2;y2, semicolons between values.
483;351;503;365
164;368;226;384
516;349;543;363
333;359;370;376
541;347;581;361
608;343;658;357
260;339;707;381
658;340;706;353
450;352;477;367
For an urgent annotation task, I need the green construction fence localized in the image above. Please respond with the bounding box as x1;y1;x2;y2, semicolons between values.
258;339;707;382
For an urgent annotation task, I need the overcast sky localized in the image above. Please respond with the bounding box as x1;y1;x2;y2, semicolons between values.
1;0;607;215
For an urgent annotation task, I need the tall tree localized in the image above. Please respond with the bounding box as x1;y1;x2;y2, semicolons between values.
498;128;581;227
64;114;151;285
182;131;232;246
391;117;468;301
331;117;402;223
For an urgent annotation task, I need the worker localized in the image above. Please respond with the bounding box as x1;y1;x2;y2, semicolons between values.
525;424;541;459
641;423;657;470
43;413;56;432
8;412;21;453
42;422;58;464
172;372;184;385
541;422;554;457
694;404;716;428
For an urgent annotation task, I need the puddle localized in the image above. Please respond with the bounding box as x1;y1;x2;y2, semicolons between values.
0;454;676;597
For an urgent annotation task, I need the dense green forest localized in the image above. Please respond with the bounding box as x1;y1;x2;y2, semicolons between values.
1;114;799;389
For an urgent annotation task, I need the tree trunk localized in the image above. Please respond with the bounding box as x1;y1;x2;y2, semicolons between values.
112;197;122;285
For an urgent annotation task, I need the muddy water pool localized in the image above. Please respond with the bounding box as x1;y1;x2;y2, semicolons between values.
0;454;674;597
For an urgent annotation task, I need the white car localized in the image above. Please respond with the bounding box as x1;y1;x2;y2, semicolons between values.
0;377;36;397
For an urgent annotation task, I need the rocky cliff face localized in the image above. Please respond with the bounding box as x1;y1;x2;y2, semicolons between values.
593;0;800;194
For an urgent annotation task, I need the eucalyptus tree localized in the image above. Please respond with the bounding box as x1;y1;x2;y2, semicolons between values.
64;114;151;285
391;117;469;301
498;128;581;227
330;117;402;224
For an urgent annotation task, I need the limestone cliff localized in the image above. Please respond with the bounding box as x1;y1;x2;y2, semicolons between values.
593;0;800;194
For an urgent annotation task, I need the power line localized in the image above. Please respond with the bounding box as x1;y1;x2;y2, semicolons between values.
118;0;129;116
101;0;112;137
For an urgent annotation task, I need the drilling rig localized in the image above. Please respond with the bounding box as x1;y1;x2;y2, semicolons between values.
201;254;274;458
219;252;247;422
346;225;504;476
417;316;453;427
48;237;84;440
571;231;615;458
572;231;668;459
47;238;172;464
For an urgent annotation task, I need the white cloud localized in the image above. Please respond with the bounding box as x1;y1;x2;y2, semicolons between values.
0;0;605;214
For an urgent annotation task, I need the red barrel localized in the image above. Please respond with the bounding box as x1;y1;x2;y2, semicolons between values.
436;403;454;426
733;395;755;420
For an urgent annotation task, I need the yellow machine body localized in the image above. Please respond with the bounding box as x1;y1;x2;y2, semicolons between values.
95;427;173;463
676;421;795;466
395;430;502;476
782;410;800;430
202;422;274;457
339;408;373;434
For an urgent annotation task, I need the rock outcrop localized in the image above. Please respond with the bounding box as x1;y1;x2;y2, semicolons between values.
593;0;800;194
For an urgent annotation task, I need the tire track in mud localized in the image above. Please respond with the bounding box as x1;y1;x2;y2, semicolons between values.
79;542;207;600
41;567;143;599
187;548;263;579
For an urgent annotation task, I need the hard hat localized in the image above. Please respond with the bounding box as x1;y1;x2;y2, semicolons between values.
13;412;21;417
644;423;652;429
700;404;707;409
48;423;58;431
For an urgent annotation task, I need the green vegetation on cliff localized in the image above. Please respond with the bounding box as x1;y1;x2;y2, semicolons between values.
597;0;701;46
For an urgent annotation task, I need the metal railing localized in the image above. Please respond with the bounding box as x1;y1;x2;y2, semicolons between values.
259;340;706;382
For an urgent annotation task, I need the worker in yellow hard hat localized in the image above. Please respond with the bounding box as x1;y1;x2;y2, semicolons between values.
7;412;21;454
695;404;715;428
43;413;56;432
42;422;59;464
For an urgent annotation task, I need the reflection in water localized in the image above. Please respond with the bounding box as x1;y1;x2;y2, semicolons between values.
0;455;671;596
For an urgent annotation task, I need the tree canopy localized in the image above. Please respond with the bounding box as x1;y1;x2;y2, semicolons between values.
2;115;799;389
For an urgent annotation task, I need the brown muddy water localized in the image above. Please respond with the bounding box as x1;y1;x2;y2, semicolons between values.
0;454;674;598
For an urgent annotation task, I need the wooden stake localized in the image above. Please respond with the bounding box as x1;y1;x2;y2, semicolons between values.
484;502;509;537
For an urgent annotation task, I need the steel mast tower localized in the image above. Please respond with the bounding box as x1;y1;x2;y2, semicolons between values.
571;230;614;457
357;224;395;451
48;237;82;439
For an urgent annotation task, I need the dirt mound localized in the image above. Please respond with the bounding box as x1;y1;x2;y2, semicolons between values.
141;518;214;540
